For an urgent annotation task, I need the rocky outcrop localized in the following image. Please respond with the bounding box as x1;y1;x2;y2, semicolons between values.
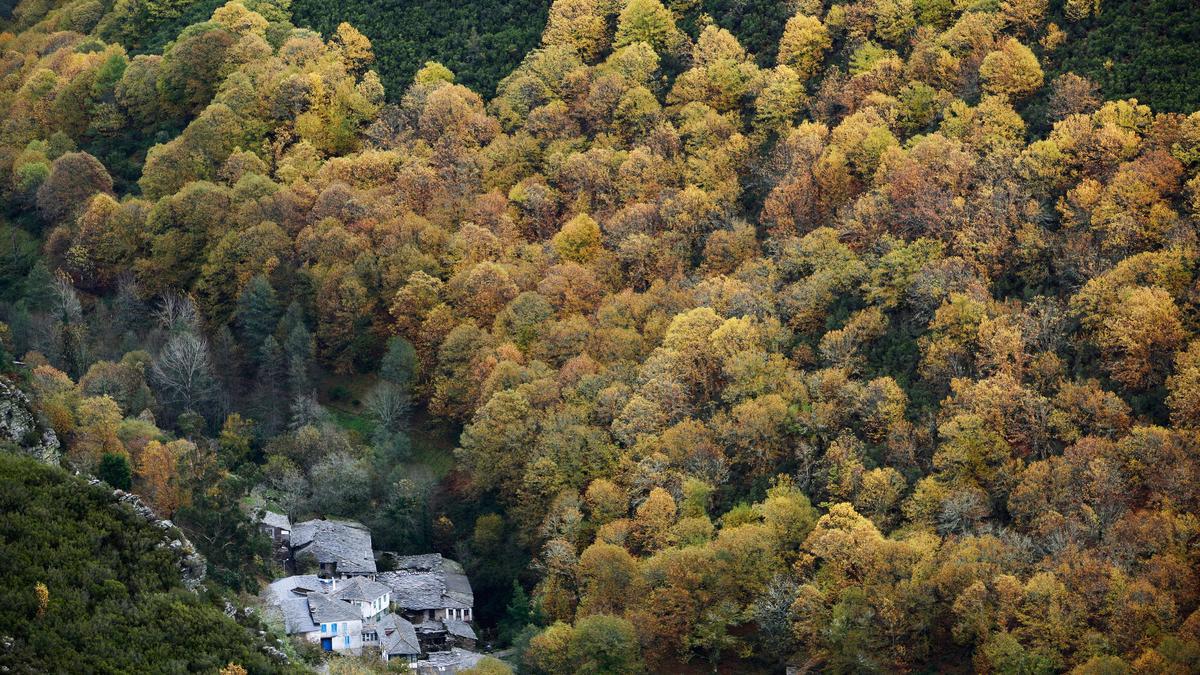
0;378;60;464
90;478;208;592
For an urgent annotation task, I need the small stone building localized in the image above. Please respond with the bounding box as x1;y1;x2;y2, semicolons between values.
268;574;420;661
256;510;292;546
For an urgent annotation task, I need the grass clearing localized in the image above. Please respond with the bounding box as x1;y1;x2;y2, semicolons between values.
319;374;460;480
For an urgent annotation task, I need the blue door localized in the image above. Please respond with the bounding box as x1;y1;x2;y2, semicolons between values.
321;637;333;651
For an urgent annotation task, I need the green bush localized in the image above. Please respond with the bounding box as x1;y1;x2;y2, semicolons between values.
0;452;298;673
97;452;132;490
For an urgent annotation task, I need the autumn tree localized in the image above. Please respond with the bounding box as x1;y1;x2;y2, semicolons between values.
567;614;644;675
1047;73;1100;121
979;39;1043;99
457;390;539;499
543;0;609;61
613;0;686;55
36;152;113;225
577;541;638;616
1090;286;1186;391
138;439;194;515
1167;341;1200;428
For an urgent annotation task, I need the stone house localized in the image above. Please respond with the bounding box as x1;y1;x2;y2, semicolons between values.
376;553;477;653
290;518;377;579
256;510;292;546
331;576;391;623
271;577;365;654
265;526;477;662
377;553;475;623
373;613;422;665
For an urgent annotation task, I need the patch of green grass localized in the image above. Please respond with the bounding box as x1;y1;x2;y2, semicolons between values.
318;373;460;479
409;415;458;479
319;374;377;441
329;407;377;440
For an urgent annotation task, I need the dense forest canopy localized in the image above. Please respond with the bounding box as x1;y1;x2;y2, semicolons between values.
292;0;550;99
1047;0;1200;114
2;0;1200;672
4;0;1197;106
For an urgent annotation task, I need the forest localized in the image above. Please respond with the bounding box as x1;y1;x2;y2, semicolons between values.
1;0;1200;671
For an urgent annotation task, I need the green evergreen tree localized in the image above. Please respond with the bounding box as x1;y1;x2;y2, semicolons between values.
500;579;533;645
174;471;271;592
277;301;306;342
97;453;132;490
23;261;55;310
234;275;279;358
113;278;147;340
380;336;419;390
250;335;287;437
284;323;315;396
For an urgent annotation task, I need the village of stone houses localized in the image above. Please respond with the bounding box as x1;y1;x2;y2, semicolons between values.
256;513;485;673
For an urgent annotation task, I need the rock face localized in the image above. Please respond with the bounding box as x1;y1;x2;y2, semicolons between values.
0;378;60;464
90;478;208;592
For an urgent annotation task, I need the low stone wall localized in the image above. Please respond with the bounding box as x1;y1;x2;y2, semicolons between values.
89;478;208;592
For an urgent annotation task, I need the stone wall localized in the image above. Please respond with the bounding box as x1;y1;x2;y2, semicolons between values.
89;478;209;592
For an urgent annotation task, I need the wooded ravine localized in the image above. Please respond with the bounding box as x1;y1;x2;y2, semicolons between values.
2;0;1200;671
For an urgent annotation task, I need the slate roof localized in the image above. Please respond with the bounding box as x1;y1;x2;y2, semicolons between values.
291;518;376;575
411;648;486;675
331;576;391;603
269;574;324;597
308;593;362;624
376;553;474;612
268;574;359;634
444;619;477;641
443;570;473;609
269;575;322;633
376;613;421;656
259;510;291;531
393;553;443;571
379;569;444;610
277;595;319;634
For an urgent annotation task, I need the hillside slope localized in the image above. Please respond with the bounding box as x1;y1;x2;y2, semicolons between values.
2;0;1200;670
0;450;296;673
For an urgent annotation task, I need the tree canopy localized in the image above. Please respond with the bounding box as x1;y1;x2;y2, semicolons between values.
1;0;1200;670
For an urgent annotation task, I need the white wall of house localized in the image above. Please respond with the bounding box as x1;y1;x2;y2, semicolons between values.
420;607;473;622
311;619;363;653
356;592;390;621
